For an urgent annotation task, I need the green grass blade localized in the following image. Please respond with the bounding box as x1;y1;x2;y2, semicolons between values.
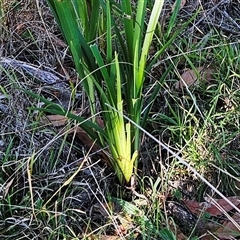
141;63;174;127
165;0;181;38
23;89;106;143
138;0;164;93
106;0;112;63
147;10;199;72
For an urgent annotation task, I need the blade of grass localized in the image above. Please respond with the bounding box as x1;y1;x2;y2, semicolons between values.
165;0;181;38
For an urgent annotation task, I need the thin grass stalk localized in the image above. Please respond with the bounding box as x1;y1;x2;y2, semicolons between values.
106;0;112;64
0;1;4;37
138;0;164;92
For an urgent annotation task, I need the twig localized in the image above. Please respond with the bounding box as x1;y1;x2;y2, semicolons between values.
221;9;240;30
188;0;230;32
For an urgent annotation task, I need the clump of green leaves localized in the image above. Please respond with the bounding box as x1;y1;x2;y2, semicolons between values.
41;0;181;184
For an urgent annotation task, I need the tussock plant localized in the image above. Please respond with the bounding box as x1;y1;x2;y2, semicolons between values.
31;0;181;184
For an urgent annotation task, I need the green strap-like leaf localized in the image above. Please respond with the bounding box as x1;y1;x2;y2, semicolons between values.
23;89;106;144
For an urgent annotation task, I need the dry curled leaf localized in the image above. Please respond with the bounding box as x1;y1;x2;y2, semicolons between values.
215;212;240;239
182;197;240;237
40;110;80;127
204;196;240;216
175;67;215;90
41;114;68;127
3;178;14;198
184;196;240;217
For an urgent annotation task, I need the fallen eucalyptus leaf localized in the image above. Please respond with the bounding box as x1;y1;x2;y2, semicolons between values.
175;67;215;90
